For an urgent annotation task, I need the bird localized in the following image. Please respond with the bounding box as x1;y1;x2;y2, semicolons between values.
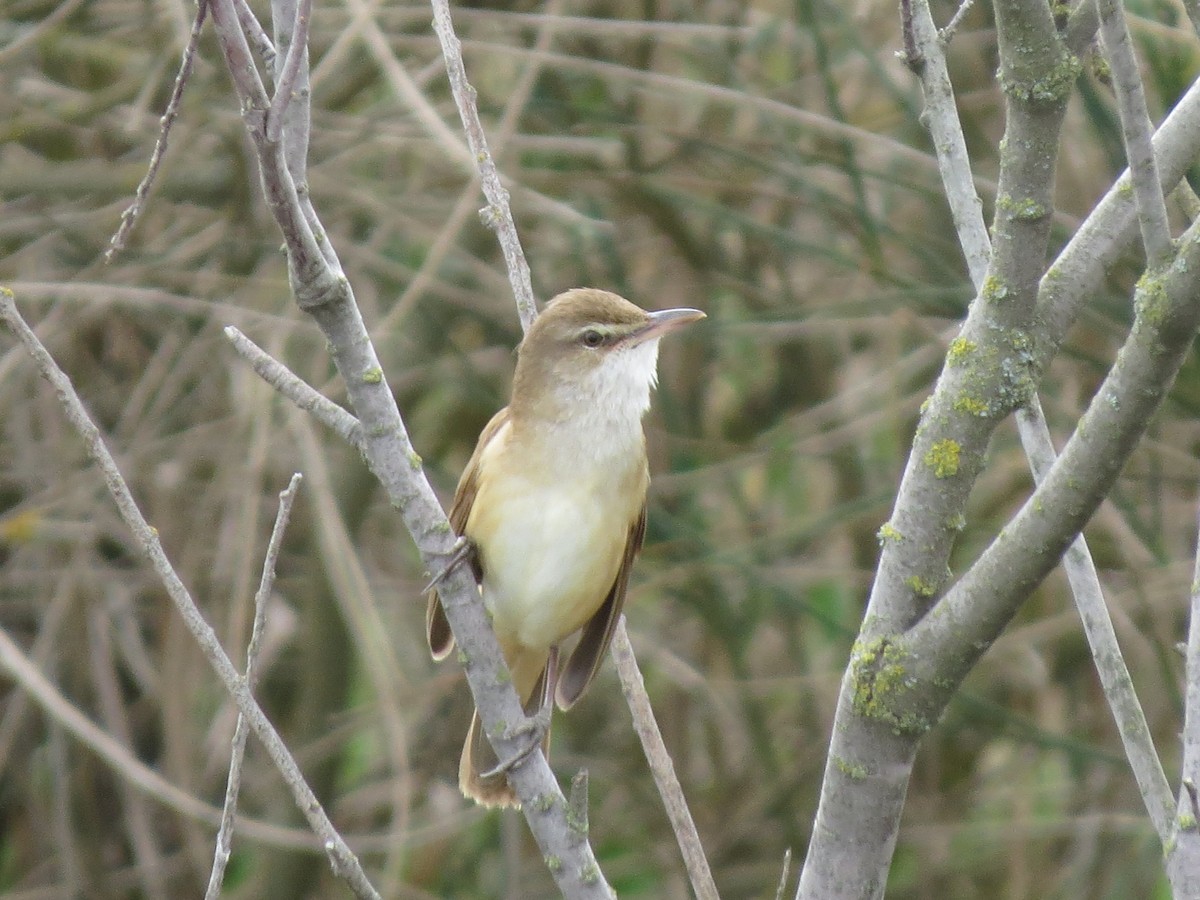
426;287;705;807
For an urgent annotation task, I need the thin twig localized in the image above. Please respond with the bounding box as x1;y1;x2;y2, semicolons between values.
775;848;792;900
1016;399;1173;840
938;0;976;45
105;0;208;262
266;0;312;143
1096;0;1172;267
235;0;276;64
430;0;538;331
223;326;362;447
611;620;718;900
206;474;303;900
88;612;170;899
0;620;327;852
0;289;381;900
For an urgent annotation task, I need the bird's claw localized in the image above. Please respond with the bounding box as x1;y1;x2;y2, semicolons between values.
478;705;553;779
423;537;475;593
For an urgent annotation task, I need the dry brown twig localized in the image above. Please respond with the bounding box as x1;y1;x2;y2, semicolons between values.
0;288;382;900
205;473;303;900
611;623;719;900
430;0;537;331
105;0;209;262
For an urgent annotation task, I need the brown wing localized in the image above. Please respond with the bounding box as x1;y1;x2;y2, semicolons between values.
426;407;510;660
555;503;647;710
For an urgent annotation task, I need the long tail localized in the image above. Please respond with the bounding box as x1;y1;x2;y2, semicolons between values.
459;647;554;808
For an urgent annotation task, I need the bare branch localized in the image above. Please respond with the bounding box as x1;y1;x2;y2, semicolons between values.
898;0;1171;844
206;0;615;886
265;0;312;143
235;0;275;64
0;289;382;900
0;614;330;852
223;326;362;447
909;212;1200;702
1097;0;1172;267
611;620;718;900
1036;74;1200;366
801;3;1079;893
903;0;989;284
105;0;208;262
430;0;538;331
206;474;303;900
1016;399;1172;840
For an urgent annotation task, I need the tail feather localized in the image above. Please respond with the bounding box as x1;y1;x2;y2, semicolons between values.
458;647;554;808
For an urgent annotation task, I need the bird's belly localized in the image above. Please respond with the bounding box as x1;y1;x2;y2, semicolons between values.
468;478;629;652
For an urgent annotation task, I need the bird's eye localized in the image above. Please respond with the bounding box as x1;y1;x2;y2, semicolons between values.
581;329;605;348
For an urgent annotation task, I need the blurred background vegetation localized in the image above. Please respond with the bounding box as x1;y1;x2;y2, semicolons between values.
1;0;1199;896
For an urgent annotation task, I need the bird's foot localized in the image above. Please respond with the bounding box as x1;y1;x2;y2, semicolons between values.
423;537;476;593
478;705;553;779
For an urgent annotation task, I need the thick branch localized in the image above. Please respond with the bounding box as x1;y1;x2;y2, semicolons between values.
863;0;1074;638
905;219;1200;713
889;0;1171;845
800;4;1076;895
1035;74;1200;366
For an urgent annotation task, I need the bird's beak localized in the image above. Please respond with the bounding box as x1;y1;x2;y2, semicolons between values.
626;308;706;346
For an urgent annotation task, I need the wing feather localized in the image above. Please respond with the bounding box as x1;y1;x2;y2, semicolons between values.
426;408;510;660
555;503;647;710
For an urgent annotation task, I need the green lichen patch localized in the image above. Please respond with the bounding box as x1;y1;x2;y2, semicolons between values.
999;53;1082;104
877;522;903;544
924;439;961;478
953;394;989;416
997;193;1048;222
981;274;1009;303
833;755;869;780
850;637;931;736
362;366;384;384
946;336;977;366
905;574;937;598
1134;270;1171;327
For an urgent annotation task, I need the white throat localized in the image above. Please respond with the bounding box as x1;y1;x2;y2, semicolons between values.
537;339;661;463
